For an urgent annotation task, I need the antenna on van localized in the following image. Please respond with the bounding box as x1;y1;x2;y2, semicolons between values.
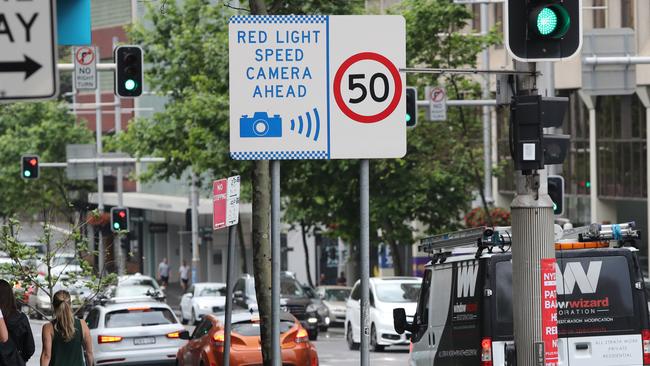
419;226;513;261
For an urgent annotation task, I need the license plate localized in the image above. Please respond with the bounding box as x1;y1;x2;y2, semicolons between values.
133;337;156;346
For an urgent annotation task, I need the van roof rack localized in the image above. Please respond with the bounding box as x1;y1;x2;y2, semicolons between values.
560;221;640;247
419;226;512;260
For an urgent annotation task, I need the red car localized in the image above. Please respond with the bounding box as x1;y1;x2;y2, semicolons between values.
177;311;318;366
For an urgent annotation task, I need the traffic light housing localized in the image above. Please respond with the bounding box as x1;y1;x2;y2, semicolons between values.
21;155;39;179
548;175;564;215
114;45;143;97
505;0;582;61
406;87;417;127
510;95;570;172
110;207;129;232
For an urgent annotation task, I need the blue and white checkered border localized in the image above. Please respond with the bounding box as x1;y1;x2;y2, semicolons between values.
231;150;328;160
229;15;327;24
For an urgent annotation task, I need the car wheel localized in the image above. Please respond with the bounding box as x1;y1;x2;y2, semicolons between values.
370;324;384;352
308;327;318;341
347;323;359;350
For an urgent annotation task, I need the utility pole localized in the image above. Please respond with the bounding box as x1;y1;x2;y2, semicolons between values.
191;171;200;283
95;65;105;273
480;2;493;203
113;37;126;276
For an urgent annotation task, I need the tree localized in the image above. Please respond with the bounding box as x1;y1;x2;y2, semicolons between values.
0;212;116;320
282;0;500;276
0;102;94;223
120;1;362;365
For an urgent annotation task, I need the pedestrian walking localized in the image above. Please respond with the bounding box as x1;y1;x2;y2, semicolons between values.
0;279;35;366
158;258;170;287
179;260;190;291
40;290;93;366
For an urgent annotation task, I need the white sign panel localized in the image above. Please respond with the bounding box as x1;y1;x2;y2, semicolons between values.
74;46;97;90
0;0;58;101
427;86;447;121
229;15;406;160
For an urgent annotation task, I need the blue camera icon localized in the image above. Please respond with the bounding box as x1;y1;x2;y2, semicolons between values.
240;112;283;138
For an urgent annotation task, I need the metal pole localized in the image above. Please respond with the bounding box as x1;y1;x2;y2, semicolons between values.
222;223;237;366
589;107;597;223
95;69;105;273
480;2;493;203
647;106;650;276
542;62;558;176
511;61;557;366
359;159;370;366
191;172;200;284
271;160;281;366
114;37;125;276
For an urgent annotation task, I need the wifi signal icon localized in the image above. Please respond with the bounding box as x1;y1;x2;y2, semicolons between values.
290;108;321;142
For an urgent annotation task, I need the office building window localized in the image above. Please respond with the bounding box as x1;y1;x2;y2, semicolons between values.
593;0;606;28
494;3;504;48
621;0;634;28
472;4;481;32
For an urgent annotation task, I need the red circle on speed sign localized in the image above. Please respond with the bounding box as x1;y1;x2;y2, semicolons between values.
333;52;403;124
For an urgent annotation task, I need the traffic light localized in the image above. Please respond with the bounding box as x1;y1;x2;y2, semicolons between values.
110;207;129;232
406;87;417;127
548;175;564;215
505;0;582;61
510;95;570;172
21;155;39;179
114;45;143;97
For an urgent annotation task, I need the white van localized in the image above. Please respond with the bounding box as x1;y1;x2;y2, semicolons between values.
393;223;650;366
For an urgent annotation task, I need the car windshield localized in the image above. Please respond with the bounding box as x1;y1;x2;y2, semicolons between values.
198;287;224;297
120;277;158;289
324;289;351;301
52;256;79;266
115;285;154;298
105;308;176;328
375;282;421;303
280;278;304;297
232;320;295;336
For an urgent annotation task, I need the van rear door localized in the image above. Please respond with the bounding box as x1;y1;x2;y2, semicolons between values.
557;250;647;366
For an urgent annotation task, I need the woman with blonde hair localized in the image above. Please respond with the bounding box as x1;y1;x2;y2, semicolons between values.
40;290;93;366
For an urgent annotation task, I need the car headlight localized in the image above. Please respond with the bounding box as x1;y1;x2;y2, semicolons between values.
307;317;318;324
306;304;318;313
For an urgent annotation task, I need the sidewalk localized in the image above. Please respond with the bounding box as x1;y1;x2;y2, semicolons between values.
165;282;184;310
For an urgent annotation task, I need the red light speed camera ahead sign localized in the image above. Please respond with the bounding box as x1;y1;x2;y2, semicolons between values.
228;15;406;160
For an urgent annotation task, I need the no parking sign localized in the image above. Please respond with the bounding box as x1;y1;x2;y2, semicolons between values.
228;15;406;160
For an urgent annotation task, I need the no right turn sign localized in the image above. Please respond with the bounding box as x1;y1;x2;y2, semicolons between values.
74;46;97;90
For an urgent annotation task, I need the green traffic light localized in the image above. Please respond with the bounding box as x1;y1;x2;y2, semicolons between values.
536;7;558;36
23;170;31;177
125;79;137;91
406;114;411;123
113;222;120;230
585;181;591;188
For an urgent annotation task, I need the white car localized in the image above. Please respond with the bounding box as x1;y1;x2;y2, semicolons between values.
87;300;187;366
316;285;351;325
38;253;83;279
345;277;421;351
179;282;226;325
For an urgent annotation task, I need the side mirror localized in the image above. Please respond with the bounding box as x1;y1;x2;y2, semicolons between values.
393;308;410;334
179;330;191;340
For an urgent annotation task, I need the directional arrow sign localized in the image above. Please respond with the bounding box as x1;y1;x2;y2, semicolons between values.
0;0;58;102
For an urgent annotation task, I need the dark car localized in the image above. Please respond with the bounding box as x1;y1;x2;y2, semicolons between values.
302;285;330;331
233;274;320;340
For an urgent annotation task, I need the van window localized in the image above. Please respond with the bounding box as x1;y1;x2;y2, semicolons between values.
414;269;432;326
494;255;641;337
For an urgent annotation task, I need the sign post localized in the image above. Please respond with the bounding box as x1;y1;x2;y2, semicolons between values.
0;0;58;101
229;15;405;365
74;46;97;90
213;175;241;366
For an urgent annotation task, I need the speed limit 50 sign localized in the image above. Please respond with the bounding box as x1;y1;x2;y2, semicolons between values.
228;15;406;160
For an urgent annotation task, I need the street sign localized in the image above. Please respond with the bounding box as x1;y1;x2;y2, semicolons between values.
228;15;406;160
213;175;241;230
0;0;58;101
582;29;636;96
74;46;97;90
427;86;447;121
66;144;97;180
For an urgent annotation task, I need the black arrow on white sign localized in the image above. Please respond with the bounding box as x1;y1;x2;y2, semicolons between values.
0;55;42;80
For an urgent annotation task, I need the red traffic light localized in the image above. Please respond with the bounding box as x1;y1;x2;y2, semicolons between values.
118;211;126;218
29;158;37;166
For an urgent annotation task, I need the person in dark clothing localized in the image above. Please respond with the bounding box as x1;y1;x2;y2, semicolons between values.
0;279;35;366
